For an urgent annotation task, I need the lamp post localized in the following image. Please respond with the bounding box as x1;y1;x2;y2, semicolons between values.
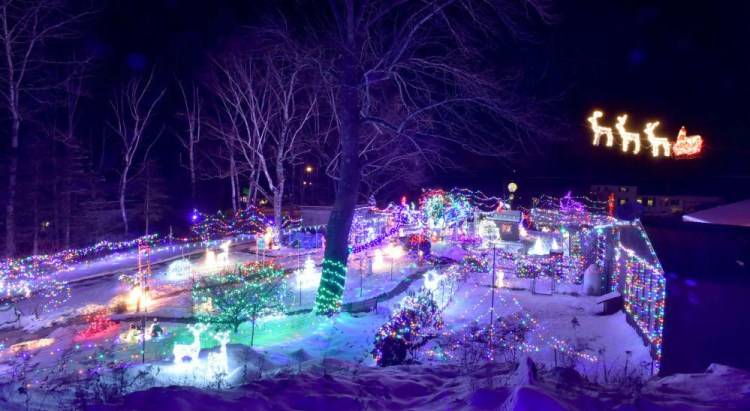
302;165;313;206
507;181;518;210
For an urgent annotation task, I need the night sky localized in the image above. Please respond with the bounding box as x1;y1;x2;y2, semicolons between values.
90;0;750;205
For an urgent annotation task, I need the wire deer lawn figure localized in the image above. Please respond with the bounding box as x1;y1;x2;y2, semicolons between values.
173;323;208;364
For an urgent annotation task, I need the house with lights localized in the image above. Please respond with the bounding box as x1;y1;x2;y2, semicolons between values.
590;185;722;218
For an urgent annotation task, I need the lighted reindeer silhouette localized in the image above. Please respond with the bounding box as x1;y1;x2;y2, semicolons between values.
644;122;671;157
173;323;208;364
615;115;641;154
206;331;231;378
216;240;230;266
588;111;615;147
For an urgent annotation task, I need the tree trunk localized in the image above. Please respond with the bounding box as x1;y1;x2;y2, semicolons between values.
314;50;361;315
64;189;71;249
119;171;129;238
273;186;283;246
273;155;285;245
189;142;196;203
32;152;39;255
145;164;150;235
230;153;238;212
32;190;39;255
5;115;19;257
250;318;256;347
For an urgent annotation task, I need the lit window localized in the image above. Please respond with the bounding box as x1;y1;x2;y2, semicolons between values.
619;199;626;205
637;198;642;203
647;199;654;206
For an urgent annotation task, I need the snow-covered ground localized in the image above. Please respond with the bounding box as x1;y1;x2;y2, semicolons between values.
82;361;750;411
0;239;732;410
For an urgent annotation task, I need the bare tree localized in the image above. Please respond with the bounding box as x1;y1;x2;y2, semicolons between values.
309;0;553;314
208;33;317;240
109;71;165;237
0;0;92;256
176;80;202;204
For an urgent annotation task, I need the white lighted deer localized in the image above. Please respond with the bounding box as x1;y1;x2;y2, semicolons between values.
173;323;208;364
644;122;671;157
615;115;641;154
587;110;615;147
216;240;230;266
206;331;231;378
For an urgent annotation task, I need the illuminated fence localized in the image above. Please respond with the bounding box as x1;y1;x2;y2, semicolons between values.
612;222;666;371
522;202;666;370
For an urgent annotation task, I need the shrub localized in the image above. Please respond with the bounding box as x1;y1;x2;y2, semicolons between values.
408;235;431;257
373;289;443;366
110;297;128;314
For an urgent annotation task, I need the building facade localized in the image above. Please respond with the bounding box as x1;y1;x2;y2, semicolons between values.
590;185;722;217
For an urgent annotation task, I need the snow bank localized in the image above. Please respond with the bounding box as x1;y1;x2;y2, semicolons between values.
92;359;750;411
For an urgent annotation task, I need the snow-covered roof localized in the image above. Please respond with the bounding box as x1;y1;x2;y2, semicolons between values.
682;199;750;227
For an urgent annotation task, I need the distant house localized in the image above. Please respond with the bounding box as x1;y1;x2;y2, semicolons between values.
590;184;722;218
300;205;373;228
645;218;750;375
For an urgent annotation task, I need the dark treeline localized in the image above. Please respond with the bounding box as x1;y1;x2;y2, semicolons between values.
0;0;553;260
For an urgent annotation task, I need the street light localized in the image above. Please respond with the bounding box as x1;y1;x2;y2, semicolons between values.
303;165;314;205
507;181;518;209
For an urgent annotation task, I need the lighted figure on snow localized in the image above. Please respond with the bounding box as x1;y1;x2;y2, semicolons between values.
527;237;548;256
295;256;321;289
477;219;500;247
204;240;231;270
173;323;208;364
423;270;442;291
263;227;275;250
150;318;164;338
167;259;194;281
373;249;385;270
8;338;54;353
206;331;231;379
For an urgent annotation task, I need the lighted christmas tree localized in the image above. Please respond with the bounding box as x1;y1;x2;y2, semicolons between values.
192;261;291;346
295;257;320;289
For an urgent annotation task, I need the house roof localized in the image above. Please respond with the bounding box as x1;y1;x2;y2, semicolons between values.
682;199;750;227
644;221;750;284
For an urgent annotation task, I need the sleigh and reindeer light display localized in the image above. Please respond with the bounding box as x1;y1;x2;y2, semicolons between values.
587;110;703;159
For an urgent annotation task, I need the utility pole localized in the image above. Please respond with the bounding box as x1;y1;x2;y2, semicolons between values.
489;245;496;360
138;244;152;364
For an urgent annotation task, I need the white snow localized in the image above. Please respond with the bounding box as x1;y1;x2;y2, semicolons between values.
0;237;741;409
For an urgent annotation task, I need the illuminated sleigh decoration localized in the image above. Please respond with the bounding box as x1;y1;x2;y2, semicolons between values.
588;111;704;159
672;126;703;159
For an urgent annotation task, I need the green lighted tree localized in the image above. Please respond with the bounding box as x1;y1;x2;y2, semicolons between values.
192;261;291;346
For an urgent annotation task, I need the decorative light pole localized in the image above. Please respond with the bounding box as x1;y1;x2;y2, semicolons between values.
507;181;518;210
302;165;313;206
